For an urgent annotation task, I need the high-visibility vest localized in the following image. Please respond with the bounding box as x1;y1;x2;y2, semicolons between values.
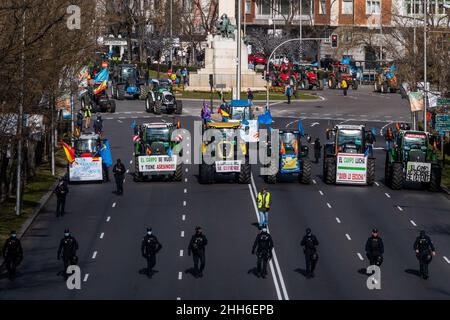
84;106;92;118
257;192;271;209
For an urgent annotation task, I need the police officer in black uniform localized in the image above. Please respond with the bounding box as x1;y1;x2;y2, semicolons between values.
54;177;69;217
252;227;274;279
113;159;126;195
365;228;384;266
141;228;162;278
2;231;23;280
414;230;436;279
57;229;79;279
188;227;208;278
300;228;319;278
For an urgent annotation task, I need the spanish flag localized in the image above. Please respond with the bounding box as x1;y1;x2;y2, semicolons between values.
218;107;230;118
93;80;108;95
281;142;286;155
60;141;75;164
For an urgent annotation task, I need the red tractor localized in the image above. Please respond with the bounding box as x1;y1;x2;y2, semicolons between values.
327;63;358;90
299;67;323;90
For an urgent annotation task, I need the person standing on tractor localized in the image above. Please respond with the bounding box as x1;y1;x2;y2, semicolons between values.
385;127;394;150
365;229;384;267
285;84;293;104
314;138;322;164
414;230;436;280
252;227;273;279
341;79;348;96
141;228;162;278
2;231;23;280
84;104;93;129
300;228;319;278
257;187;271;229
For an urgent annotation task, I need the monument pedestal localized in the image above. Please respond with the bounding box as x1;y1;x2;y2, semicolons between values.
186;35;267;92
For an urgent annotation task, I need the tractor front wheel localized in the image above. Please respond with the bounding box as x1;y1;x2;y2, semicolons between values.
154;101;162;115
173;164;183;182
324;157;336;184
238;162;251;184
366;158;375;186
299;159;312;184
390;162;404;190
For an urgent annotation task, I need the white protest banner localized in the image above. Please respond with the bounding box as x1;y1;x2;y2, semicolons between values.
138;156;177;172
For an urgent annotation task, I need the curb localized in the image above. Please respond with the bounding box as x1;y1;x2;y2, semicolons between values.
0;179;60;268
441;184;450;195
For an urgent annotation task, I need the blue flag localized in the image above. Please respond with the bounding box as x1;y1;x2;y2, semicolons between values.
94;68;109;83
131;120;137;130
99;139;113;168
298;119;305;137
168;147;173;157
371;128;377;137
258;110;273;125
341;57;350;65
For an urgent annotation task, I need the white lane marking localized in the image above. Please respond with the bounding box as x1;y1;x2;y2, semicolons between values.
92;251;97;259
106;216;111;222
181;231;185;237
250;175;289;300
178;272;182;280
180;250;184;257
385;193;391;198
338;119;353;125
375;182;380;187
183;201;186;206
319;190;324;196
357;253;364;261
119;117;126;119
130;160;133;164
126;169;129;173
186;151;190;155
336;217;341;224
100;233;104;239
310;122;320;127
184;189;187;194
83;274;89;282
112;202;116;208
410;220;417;227
327;203;332;209
185;168;188;173
182;215;186;221
184;178;188;182
312;179;317;185
443;256;450;264
187;143;190;147
397;206;404;212
118;120;123;123
285;119;299;128
380;122;394;136
345;234;352;241
177;297;181;300
248;183;282;300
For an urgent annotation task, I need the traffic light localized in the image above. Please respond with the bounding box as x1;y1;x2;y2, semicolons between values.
209;74;214;88
331;34;338;48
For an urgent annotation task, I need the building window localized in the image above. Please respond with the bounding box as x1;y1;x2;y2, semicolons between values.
258;0;271;15
319;0;326;14
245;1;252;14
342;0;353;14
404;0;446;15
366;0;381;14
280;0;290;14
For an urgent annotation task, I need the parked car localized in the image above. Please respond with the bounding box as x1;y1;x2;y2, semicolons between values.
248;53;267;66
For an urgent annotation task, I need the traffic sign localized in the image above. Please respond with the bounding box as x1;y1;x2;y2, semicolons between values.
435;114;450;134
437;98;450;107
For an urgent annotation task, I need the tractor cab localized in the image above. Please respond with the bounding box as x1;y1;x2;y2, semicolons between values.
137;122;179;156
74;132;102;156
226;100;259;143
399;131;429;162
334;125;365;154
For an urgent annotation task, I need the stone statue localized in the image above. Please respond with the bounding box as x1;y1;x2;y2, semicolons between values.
215;14;235;40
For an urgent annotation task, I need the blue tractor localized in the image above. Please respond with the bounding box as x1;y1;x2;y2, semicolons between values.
111;64;147;100
265;130;312;184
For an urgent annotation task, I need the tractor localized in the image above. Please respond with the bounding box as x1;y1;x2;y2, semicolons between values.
227;99;259;143
69;132;106;182
264;130;312;184
145;79;183;115
199;122;251;184
111;64;147;100
385;130;441;191
299;65;323;90
327;63;358;90
373;65;399;93
133;122;183;182
80;86;116;113
323;125;375;185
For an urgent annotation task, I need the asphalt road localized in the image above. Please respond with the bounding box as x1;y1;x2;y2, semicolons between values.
1;86;449;300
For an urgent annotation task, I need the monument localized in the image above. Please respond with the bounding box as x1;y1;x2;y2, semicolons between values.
186;0;267;93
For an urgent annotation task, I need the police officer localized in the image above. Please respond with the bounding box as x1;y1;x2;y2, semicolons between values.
300;228;319;278
414;230;436;279
113;159;126;195
93;115;103;135
257;187;271;229
365;228;384;266
252;228;273;279
2;231;23;280
54;177;69;217
57;229;79;279
141;228;162;278
188;227;208;278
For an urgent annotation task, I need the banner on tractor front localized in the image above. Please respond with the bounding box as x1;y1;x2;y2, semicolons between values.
336;153;367;184
69;157;103;182
280;154;300;174
406;162;431;183
215;160;242;173
138;156;177;172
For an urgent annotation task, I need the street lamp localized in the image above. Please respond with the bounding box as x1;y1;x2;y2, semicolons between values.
169;0;173;69
423;0;428;132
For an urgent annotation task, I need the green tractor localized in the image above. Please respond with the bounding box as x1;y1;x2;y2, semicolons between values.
145;79;182;115
133;122;183;182
385;130;441;191
323;125;375;185
199;122;251;184
264;130;312;184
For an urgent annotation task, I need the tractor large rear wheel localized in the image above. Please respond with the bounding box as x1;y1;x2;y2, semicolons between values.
154;101;162;115
117;85;125;100
265;164;277;184
173;164;183;182
384;152;392;185
428;165;442;192
324;157;336;184
299;159;312;184
139;85;149;100
199;163;214;184
366;158;375;186
390;162;404;190
175;101;183;115
238;162;251;184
